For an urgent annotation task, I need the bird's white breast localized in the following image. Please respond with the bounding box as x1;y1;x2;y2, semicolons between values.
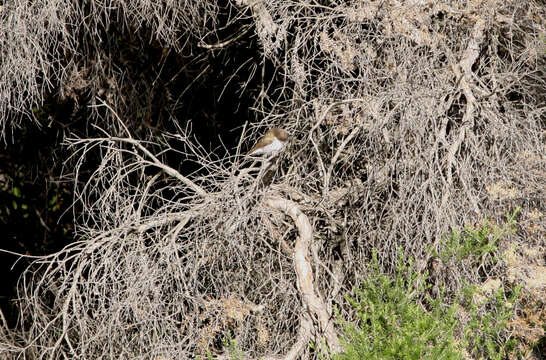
249;138;285;156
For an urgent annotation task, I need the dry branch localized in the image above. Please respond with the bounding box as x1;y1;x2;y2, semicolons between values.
265;197;342;355
2;1;545;358
308;98;366;194
442;18;486;212
77;136;208;198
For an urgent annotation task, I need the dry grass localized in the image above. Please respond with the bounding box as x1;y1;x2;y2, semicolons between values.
1;0;545;358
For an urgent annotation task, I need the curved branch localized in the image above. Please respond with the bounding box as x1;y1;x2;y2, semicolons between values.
265;197;342;355
261;314;313;360
324;124;361;193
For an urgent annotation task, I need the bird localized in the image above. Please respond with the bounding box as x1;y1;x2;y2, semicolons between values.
246;127;290;157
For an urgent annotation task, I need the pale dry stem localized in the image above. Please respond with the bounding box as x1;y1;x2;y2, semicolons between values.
265;197;342;355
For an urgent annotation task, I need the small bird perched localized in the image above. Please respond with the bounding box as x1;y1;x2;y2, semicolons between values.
246;127;290;156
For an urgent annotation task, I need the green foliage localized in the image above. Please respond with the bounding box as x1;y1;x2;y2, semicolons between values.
223;334;244;360
0;182;32;223
461;285;521;360
195;334;243;360
336;237;522;360
334;252;463;360
430;208;519;266
0;178;67;229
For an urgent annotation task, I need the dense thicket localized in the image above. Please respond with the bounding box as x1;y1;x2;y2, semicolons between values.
0;0;544;358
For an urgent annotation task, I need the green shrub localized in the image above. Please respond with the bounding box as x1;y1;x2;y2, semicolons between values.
336;240;521;360
431;208;519;267
461;284;521;360
334;252;463;360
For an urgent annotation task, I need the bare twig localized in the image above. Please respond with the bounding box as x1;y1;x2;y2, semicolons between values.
198;24;252;49
308;99;366;193
71;136;208;197
324;124;361;193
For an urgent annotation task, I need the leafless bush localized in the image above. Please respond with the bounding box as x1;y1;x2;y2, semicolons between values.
249;0;546;278
1;115;342;358
0;0;220;134
1;0;545;359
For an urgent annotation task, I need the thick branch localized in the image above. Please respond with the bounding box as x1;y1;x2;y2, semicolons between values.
443;18;485;209
265;197;342;355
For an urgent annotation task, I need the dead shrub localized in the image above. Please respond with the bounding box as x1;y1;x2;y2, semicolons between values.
1;0;545;359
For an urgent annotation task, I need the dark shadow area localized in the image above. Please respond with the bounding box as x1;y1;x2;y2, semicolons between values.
0;3;283;329
0;117;74;328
